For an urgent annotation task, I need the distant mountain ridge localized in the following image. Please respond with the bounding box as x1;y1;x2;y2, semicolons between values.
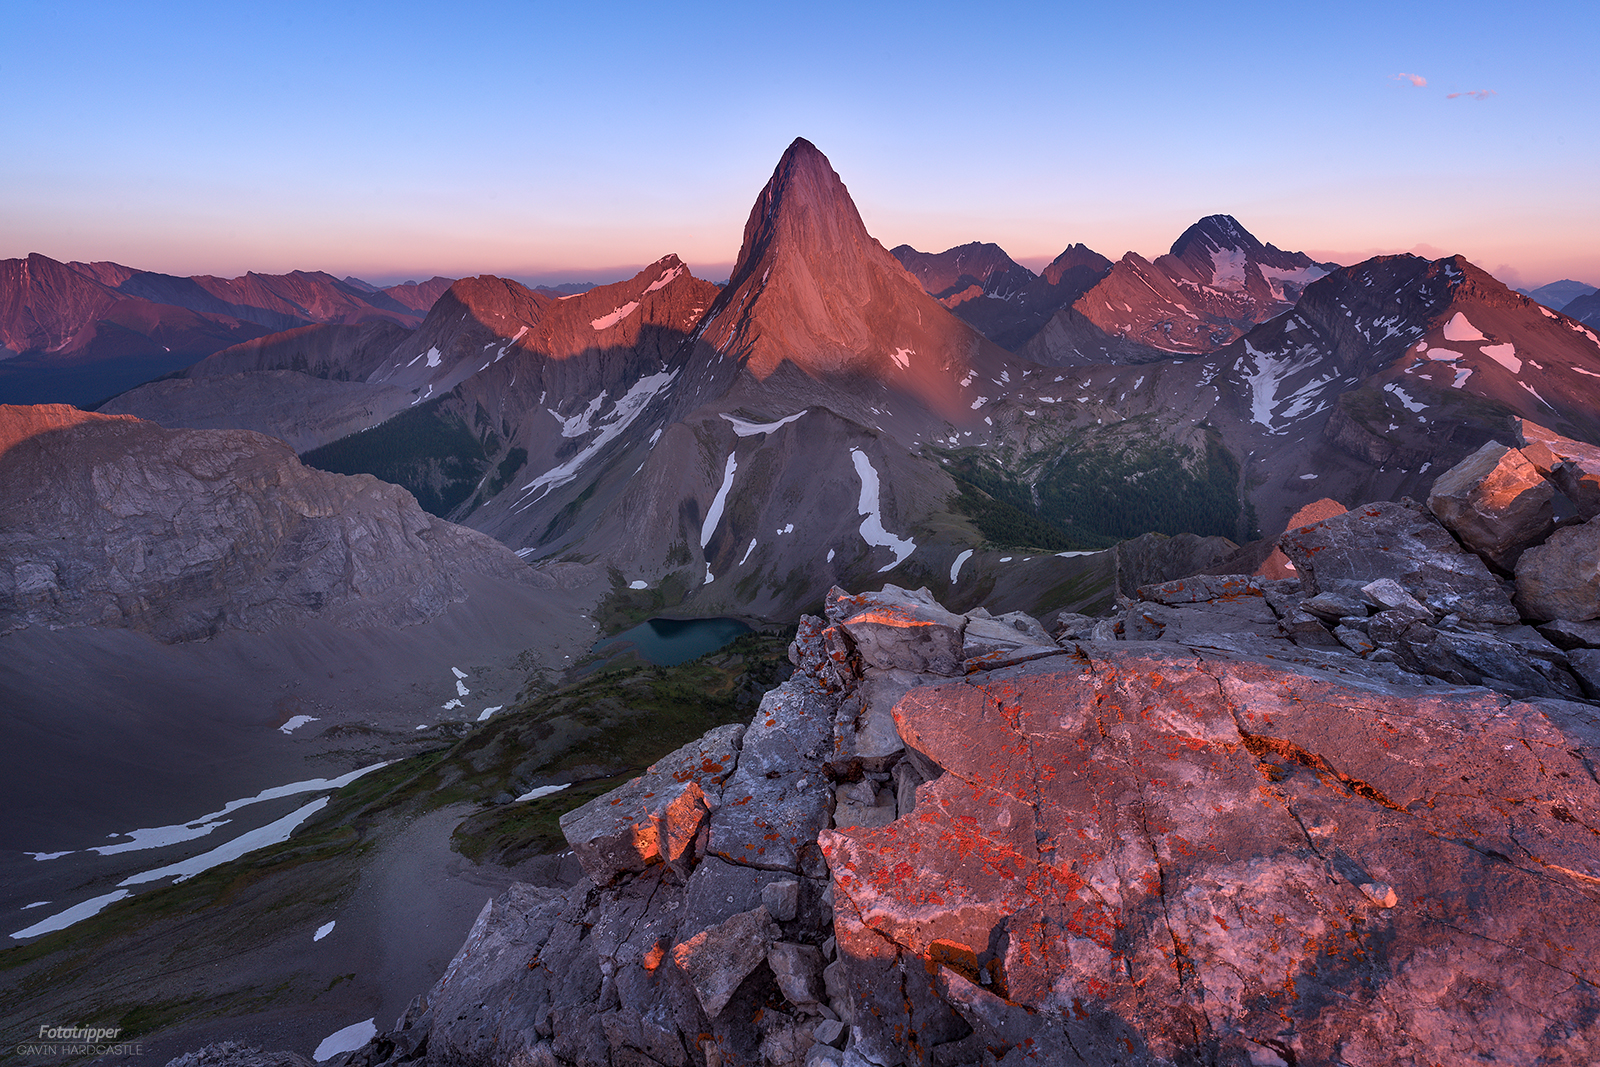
0;254;458;405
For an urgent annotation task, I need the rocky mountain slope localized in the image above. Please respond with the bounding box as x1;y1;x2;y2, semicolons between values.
0;405;534;642
1049;215;1334;356
324;431;1600;1066
1518;277;1596;311
1563;288;1600;328
896;241;1117;353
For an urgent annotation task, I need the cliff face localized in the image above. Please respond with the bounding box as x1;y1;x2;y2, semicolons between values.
347;562;1600;1065
0;406;533;642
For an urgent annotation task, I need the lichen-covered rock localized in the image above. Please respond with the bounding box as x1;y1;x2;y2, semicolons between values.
1280;500;1518;623
356;572;1600;1067
829;585;964;676
1427;440;1556;570
823;648;1600;1066
558;724;743;883
1515;516;1600;622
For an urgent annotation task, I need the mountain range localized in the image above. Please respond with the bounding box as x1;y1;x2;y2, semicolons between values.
8;135;1600;1065
69;136;1600;637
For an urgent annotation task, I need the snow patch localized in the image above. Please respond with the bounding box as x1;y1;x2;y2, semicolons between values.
456;679;470;697
645;264;685;293
1238;341;1333;432
1383;383;1426;413
1441;312;1486;342
516;368;678;505
1572;366;1600;379
1258;263;1330;302
591;301;640;331
889;347;913;370
451;667;468;679
1521;382;1554;408
120;797;331;887
477;706;502;722
1209;248;1248;290
721;410;806;436
314;921;336;942
628;580;648;590
516;783;571;803
11;890;132;939
81;763;388;859
739;539;757;566
1482;342;1520;373
315;1020;378;1063
701;453;738;548
279;715;319;735
950;549;973;584
552;393;608;438
849;449;916;573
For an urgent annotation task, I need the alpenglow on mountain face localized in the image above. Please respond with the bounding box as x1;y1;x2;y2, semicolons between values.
75;136;1600;631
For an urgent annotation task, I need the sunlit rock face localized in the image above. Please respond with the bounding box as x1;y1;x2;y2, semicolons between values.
823;647;1600;1066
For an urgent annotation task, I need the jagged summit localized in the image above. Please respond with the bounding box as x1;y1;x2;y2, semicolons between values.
1069;214;1335;353
691;138;1013;420
1170;213;1262;254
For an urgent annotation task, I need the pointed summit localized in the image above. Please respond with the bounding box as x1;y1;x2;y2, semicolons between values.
1169;214;1266;260
1071;215;1335;353
691;138;1011;419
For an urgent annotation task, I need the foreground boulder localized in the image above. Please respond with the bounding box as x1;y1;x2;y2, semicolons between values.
1427;440;1556;570
338;574;1600;1067
1516;517;1600;622
1279;500;1518;623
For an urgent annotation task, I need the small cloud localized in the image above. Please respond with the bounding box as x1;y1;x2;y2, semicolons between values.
1447;89;1497;100
1392;73;1427;87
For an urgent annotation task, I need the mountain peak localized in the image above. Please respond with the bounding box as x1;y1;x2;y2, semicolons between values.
1170;214;1265;258
725;138;867;289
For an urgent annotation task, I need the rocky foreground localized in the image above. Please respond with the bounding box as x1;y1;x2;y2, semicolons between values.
201;421;1600;1067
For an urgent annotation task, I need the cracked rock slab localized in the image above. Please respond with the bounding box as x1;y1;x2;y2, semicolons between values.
670;905;778;1019
822;647;1600;1065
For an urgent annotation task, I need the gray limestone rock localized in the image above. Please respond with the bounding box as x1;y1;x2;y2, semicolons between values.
768;942;827;1010
1567;649;1600;699
1427;441;1556;570
763;879;801;922
1280;501;1518;623
1301;591;1368;621
165;1044;312;1067
1515;517;1600;622
1537;619;1600;650
671;906;779;1019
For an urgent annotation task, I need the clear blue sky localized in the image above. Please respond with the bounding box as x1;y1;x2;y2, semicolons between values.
4;0;1595;289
